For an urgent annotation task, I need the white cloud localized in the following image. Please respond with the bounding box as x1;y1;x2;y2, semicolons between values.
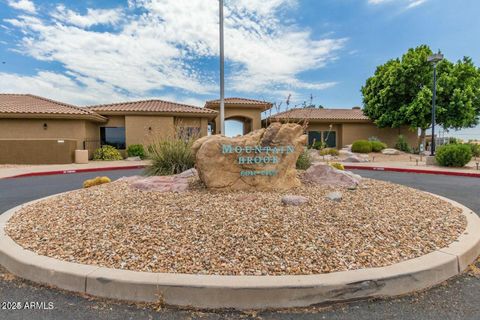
51;5;124;28
3;0;345;104
406;0;427;9
6;0;36;14
368;0;428;9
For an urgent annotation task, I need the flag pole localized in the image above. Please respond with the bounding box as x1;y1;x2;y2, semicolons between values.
219;0;225;135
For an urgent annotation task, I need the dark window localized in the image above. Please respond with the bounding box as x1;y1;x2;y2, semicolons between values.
308;131;322;145
323;131;336;148
100;127;126;149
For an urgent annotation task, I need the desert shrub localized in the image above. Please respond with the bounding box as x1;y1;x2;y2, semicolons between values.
311;141;326;150
435;144;472;167
448;137;461;144
329;162;344;170
296;148;312;170
466;143;480;157
127;144;146;159
395;135;411;153
93;145;123;161
83;176;111;188
319;148;339;156
351;140;372;153
145;138;195;176
370;140;387;152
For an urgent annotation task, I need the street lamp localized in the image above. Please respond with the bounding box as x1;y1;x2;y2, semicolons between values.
219;0;225;135
427;53;444;156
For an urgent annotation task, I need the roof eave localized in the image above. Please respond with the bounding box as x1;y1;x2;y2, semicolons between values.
0;113;107;122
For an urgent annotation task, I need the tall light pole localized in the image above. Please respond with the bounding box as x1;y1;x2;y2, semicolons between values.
219;0;225;135
427;53;444;156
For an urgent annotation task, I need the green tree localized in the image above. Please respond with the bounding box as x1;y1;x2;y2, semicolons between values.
361;45;480;148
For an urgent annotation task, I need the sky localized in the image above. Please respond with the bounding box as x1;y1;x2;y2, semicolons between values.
0;0;479;138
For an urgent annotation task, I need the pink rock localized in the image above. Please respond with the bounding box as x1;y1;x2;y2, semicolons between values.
281;195;309;206
343;155;369;163
302;164;361;188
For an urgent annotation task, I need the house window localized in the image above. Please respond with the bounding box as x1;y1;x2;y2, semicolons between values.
100;127;126;149
308;130;337;148
178;127;200;139
322;131;336;148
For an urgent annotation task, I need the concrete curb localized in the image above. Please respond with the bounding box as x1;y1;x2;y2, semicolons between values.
0;192;479;310
3;165;147;179
344;165;480;178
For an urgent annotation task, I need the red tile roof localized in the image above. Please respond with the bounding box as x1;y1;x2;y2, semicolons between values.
0;94;105;121
88;99;217;116
269;108;370;121
205;97;273;109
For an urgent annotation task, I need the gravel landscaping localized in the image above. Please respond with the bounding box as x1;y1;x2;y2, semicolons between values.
6;178;466;276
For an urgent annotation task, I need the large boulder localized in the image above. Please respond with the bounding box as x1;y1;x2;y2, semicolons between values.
302;163;361;188
192;122;307;190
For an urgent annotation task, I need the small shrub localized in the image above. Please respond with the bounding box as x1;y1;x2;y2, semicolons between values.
296;148;312;170
435;144;472;167
370;140;387;152
127;144;146;159
319;148;339;156
466;143;480;157
395;135;411;153
329;162;344;170
145;138;195;176
311;141;326;150
351;140;372;153
93;145;123;161
83;176;111;188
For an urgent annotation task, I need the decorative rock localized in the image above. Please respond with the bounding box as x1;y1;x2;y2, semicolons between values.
326;191;342;202
124;168;197;193
381;148;402;155
307;149;323;163
281;195;309;206
192;123;307;190
339;150;355;157
343;155;369;163
177;168;198;178
302;163;361;188
125;156;142;161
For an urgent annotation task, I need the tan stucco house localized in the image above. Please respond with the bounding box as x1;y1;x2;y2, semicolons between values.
0;94;417;164
268;107;418;149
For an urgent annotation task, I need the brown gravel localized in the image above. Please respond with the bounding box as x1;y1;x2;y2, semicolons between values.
6;178;466;276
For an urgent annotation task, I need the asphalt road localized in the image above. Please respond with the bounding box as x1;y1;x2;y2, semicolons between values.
0;169;479;320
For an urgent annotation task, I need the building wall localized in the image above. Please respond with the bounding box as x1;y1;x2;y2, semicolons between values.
341;123;418;148
0;118;91;149
175;117;209;137
125;115;175;146
0;139;77;164
101;115;125;127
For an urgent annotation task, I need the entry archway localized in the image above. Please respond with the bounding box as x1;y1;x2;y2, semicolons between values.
225;116;253;137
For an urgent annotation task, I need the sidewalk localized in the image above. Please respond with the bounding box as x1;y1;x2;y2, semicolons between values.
0;160;150;179
341;159;480;177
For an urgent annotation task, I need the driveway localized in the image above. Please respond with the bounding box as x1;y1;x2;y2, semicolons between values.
0;169;479;319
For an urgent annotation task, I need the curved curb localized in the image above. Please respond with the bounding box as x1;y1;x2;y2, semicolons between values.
344;165;480;178
3;165;147;179
0;193;479;310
